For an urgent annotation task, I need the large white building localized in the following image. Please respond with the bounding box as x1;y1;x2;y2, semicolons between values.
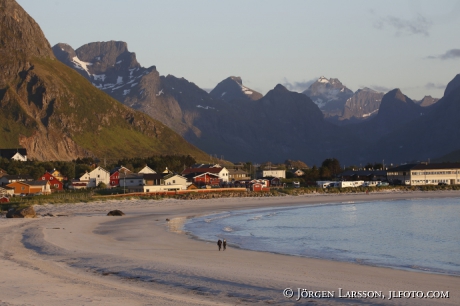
387;163;460;186
256;169;286;179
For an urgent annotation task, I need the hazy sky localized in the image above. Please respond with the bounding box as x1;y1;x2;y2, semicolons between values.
17;0;460;100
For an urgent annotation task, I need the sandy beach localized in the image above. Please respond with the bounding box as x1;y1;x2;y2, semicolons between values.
1;190;459;305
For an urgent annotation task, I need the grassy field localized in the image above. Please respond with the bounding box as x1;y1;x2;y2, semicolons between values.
2;184;460;212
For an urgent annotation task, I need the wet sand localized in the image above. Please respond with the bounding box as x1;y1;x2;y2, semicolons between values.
0;190;459;305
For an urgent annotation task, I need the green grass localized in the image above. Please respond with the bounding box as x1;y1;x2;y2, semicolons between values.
0;56;209;161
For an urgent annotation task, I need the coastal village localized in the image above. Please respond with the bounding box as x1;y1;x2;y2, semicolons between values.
1;148;460;201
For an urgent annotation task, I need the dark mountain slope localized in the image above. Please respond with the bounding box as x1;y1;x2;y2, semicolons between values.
0;0;208;161
209;76;262;102
366;75;460;163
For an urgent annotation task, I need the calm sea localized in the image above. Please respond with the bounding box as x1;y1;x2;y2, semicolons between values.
184;197;460;275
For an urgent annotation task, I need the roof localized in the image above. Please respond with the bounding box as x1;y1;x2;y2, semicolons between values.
142;173;164;180
191;163;222;169
0;149;27;159
182;167;224;175
162;173;185;180
183;172;220;179
339;170;387;177
388;163;460;172
110;166;133;175
119;173;143;179
28;180;49;186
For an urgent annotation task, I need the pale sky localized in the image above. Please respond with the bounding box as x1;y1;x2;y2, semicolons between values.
17;0;460;100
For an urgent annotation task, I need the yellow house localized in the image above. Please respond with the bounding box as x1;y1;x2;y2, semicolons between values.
50;169;66;182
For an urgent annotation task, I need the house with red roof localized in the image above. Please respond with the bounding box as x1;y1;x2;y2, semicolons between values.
182;166;229;182
40;172;64;192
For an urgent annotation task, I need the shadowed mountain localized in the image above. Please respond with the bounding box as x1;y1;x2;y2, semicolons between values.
363;75;460;163
0;0;208;161
209;76;262;102
52;38;460;165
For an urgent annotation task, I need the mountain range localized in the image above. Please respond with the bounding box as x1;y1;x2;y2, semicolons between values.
2;0;460;166
53;38;460;165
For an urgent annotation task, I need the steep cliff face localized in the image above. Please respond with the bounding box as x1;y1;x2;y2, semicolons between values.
341;88;384;120
0;0;208;161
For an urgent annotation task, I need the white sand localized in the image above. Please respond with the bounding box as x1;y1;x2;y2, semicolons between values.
1;190;459;305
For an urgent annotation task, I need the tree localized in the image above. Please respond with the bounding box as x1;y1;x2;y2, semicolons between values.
321;158;341;177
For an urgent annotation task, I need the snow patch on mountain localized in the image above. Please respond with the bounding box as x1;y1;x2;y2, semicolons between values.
241;85;253;95
72;56;92;75
196;105;215;110
362;109;379;118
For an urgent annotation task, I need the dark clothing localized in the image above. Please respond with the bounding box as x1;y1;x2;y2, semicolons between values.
217;239;222;251
223;240;227;251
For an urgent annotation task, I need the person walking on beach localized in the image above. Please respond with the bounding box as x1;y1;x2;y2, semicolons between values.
223;239;227;251
217;239;222;251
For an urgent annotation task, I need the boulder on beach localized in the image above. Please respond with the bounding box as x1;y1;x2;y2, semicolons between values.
107;210;125;216
6;206;36;218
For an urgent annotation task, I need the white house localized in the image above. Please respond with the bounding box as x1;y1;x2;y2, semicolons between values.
257;169;286;179
163;174;188;190
0;149;27;161
86;167;111;187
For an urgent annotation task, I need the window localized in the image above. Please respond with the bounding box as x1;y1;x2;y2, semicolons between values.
42;177;45;180
54;184;59;187
173;180;176;183
50;177;53;180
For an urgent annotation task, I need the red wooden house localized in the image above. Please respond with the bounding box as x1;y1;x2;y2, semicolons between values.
109;166;133;187
40;172;64;191
110;171;120;187
184;172;221;187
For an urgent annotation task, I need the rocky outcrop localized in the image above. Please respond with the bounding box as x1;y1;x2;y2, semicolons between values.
341;88;384;121
6;206;36;218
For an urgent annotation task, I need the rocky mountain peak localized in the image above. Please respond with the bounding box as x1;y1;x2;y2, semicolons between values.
302;76;353;117
52;41;156;102
209;76;262;102
0;0;54;62
230;76;243;85
385;88;408;102
416;95;439;107
75;41;141;74
273;84;289;92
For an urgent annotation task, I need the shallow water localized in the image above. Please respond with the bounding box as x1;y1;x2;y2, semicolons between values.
184;197;460;275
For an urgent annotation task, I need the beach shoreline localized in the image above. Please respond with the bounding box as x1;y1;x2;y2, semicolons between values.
0;190;459;305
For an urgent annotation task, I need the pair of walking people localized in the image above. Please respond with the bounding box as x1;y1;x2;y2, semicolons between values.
217;239;227;251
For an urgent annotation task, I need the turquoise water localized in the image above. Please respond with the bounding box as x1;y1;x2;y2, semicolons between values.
184;197;460;275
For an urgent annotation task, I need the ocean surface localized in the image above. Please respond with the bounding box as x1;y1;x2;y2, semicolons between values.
184;197;460;275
